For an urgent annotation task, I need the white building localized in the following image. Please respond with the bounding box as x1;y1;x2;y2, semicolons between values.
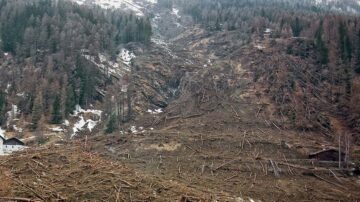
0;136;25;155
0;136;4;155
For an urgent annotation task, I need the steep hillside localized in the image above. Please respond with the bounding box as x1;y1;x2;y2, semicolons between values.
0;0;360;201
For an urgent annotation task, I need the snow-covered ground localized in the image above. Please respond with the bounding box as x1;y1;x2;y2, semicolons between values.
6;105;20;127
0;127;5;138
51;126;64;133
71;105;103;138
147;108;163;114
4;83;11;93
118;49;136;66
71;0;158;16
82;50;131;79
13;125;23;133
171;8;180;19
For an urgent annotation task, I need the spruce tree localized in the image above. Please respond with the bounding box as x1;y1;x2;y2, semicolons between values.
315;22;328;65
291;17;302;37
105;113;117;134
51;95;62;124
0;91;6;125
31;92;43;130
65;85;76;117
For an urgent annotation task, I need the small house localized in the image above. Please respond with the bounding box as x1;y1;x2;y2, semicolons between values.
0;136;25;155
309;149;345;162
0;135;5;155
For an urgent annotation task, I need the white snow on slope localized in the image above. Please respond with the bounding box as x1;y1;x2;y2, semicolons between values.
6;105;20;127
172;8;180;18
82;50;131;79
145;0;157;4
73;105;103;117
147;108;163;114
0;127;5;138
72;0;146;16
119;49;136;66
71;105;103;138
51;126;64;132
4;83;11;93
13;125;23;133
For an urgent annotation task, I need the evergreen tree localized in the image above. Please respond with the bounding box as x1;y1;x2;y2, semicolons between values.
315;22;328;65
355;29;360;73
65;85;76;117
339;22;352;62
105;113;117;134
51;95;62;124
291;17;302;37
0;91;6;125
31;92;43;130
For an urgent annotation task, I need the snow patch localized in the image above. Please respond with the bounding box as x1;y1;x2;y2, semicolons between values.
16;92;25;98
71;105;103;138
72;116;86;138
63;120;70;126
13;125;23;133
7;105;20;127
172;8;181;18
147;108;163;114
130;126;138;133
119;49;136;66
51;127;64;132
82;51;130;79
145;0;157;4
72;105;102;117
0;127;5;138
72;0;145;16
4;83;11;93
255;44;265;50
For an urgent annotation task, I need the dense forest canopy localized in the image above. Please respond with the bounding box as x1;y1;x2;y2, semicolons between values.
0;0;152;57
0;0;152;129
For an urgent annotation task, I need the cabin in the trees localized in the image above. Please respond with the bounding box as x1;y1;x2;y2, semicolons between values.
0;136;25;155
309;149;345;162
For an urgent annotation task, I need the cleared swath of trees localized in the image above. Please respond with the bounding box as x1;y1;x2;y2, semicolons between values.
178;0;360;147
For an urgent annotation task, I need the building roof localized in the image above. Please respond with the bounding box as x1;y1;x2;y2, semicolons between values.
4;137;25;146
0;135;5;142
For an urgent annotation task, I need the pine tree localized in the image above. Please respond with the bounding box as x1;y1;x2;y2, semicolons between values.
105;113;117;134
339;22;352;62
65;85;76;117
31;92;43;130
0;91;6;125
51;95;62;124
291;17;302;37
315;22;328;65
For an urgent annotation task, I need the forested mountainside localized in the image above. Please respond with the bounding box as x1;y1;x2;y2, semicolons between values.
1;0;360;201
168;0;360;142
0;0;151;130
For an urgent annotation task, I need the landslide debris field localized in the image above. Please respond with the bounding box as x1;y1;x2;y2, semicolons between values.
1;114;360;201
1;2;360;202
1;62;360;201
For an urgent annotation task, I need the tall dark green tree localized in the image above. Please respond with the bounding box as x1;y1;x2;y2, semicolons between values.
31;92;43;130
355;29;360;74
51;95;62;124
291;17;302;37
65;85;76;117
339;22;352;62
0;91;6;125
315;22;328;65
105;113;117;134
